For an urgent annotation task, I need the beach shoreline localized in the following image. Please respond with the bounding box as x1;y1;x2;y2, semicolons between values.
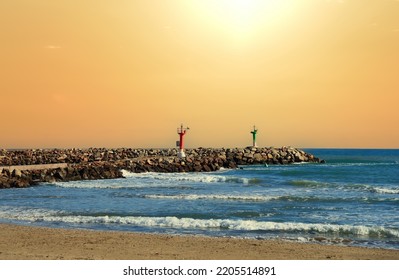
0;223;398;260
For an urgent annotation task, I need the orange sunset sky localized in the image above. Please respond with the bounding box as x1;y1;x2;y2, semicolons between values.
1;0;398;149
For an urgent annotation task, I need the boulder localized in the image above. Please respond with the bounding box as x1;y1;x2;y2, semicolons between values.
202;165;212;172
253;153;263;162
12;169;22;177
244;153;254;159
54;168;67;180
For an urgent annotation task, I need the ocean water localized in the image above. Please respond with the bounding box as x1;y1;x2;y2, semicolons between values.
1;149;398;250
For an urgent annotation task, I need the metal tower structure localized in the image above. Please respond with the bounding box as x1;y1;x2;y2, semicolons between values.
250;125;258;147
177;124;189;158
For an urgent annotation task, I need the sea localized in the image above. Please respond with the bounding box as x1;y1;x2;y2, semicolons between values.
1;149;398;250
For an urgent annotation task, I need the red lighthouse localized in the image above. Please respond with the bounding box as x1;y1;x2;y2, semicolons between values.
177;124;189;158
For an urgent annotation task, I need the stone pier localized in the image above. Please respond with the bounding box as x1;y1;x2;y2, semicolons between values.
0;147;323;189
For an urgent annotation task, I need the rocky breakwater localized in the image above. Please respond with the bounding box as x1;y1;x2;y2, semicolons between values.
0;162;122;189
120;147;323;173
0;147;323;189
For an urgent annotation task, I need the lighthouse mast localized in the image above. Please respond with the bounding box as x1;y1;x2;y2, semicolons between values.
250;125;258;147
177;124;189;158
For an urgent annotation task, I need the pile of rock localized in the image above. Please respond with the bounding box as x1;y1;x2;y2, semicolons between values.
119;154;236;173
0;169;32;188
0;147;323;189
0;147;321;167
0;148;177;166
0;162;122;189
220;146;321;165
118;147;322;173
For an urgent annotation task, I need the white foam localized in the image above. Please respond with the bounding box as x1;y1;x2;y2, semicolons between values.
52;181;126;189
288;236;353;245
122;170;251;184
0;207;63;221
1;207;398;238
372;187;399;194
292;180;399;195
46;171;255;189
351;184;399;194
143;194;279;202
331;162;398;167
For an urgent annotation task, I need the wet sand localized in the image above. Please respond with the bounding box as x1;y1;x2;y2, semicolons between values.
0;224;398;260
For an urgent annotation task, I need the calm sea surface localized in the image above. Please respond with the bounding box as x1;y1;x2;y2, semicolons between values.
1;149;398;250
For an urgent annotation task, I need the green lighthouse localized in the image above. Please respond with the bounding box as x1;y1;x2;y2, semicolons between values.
250;125;258;147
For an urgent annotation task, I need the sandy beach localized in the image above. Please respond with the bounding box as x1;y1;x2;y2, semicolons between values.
0;223;398;260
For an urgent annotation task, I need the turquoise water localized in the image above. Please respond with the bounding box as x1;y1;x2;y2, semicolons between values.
1;149;398;249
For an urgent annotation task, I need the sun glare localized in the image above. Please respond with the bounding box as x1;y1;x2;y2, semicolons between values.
190;0;290;42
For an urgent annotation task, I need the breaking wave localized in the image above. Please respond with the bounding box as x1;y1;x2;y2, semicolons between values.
372;187;399;194
122;170;257;184
143;194;279;202
289;180;399;194
136;194;398;204
1;207;398;238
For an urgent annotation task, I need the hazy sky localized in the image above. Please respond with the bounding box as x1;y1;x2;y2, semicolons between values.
1;0;398;148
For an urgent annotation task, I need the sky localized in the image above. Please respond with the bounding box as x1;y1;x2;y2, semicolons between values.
1;0;398;149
